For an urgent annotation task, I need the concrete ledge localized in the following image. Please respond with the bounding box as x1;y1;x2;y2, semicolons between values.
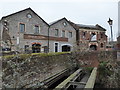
55;69;82;89
84;67;97;89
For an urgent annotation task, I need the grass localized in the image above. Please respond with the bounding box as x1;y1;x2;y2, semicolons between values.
3;52;71;59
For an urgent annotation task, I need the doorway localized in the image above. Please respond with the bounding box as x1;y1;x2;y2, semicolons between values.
90;45;97;50
32;43;41;53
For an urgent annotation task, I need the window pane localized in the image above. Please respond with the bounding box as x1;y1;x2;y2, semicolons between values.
20;24;25;32
55;29;59;36
62;30;65;37
35;25;39;33
69;32;72;38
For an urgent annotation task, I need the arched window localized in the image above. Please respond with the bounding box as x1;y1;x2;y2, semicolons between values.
62;45;71;52
90;45;97;50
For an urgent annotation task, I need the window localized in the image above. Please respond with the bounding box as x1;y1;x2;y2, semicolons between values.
25;45;29;52
62;30;65;37
82;32;86;38
55;29;59;36
20;23;25;32
101;33;103;38
35;25;39;33
27;13;32;18
69;32;72;38
101;43;104;48
91;33;97;41
63;22;67;26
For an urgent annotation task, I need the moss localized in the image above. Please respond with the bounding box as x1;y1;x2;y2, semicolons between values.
83;67;93;73
19;54;32;59
3;52;70;60
3;55;15;59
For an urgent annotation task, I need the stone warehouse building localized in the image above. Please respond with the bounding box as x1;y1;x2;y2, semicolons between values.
0;8;77;53
69;21;107;51
0;8;108;53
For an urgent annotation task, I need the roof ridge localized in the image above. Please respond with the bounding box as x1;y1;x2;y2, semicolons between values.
1;7;49;26
49;17;66;25
2;7;31;19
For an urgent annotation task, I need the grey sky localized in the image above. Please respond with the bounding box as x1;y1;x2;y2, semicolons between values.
0;0;119;41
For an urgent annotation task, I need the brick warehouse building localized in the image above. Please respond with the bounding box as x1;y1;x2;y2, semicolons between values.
69;21;108;51
0;8;108;53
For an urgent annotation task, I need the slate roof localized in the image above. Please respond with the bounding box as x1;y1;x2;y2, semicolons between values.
49;17;67;25
69;21;106;31
49;17;77;31
1;7;49;26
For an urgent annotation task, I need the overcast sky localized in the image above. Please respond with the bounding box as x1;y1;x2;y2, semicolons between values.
0;0;119;41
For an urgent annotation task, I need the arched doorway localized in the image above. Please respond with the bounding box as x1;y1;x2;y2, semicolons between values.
90;45;97;50
32;42;41;53
62;45;71;52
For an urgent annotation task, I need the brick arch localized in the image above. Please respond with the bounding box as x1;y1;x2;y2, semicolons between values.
89;45;97;50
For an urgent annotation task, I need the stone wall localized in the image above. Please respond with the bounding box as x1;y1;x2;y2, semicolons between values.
2;51;117;88
2;53;76;88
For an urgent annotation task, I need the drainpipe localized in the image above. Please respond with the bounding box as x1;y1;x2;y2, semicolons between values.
48;26;50;53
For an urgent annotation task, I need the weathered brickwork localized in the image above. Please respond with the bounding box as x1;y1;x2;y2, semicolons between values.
69;21;107;51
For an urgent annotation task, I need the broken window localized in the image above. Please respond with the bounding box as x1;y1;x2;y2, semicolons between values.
101;43;104;48
82;32;86;38
90;33;97;41
101;33;103;38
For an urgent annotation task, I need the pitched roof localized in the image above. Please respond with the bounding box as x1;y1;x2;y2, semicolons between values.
69;21;106;31
49;17;77;30
1;7;49;26
49;17;67;25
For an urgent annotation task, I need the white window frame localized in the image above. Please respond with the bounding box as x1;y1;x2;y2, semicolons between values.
54;42;59;52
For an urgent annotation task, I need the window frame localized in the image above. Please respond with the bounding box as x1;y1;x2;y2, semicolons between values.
55;29;59;36
19;23;25;33
62;30;65;37
69;32;72;38
34;25;39;34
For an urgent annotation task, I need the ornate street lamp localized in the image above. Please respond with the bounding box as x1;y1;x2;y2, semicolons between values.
107;18;113;42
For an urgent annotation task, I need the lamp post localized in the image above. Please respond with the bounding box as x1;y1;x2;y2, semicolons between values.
108;18;113;42
107;18;113;43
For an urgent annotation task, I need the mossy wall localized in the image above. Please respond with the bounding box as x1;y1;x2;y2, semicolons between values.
2;52;76;88
2;51;118;88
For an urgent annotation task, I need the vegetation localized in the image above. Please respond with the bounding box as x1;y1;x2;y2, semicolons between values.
2;52;71;59
83;67;93;73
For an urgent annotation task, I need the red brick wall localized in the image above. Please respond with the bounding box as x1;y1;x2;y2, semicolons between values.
75;51;117;67
79;30;107;51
